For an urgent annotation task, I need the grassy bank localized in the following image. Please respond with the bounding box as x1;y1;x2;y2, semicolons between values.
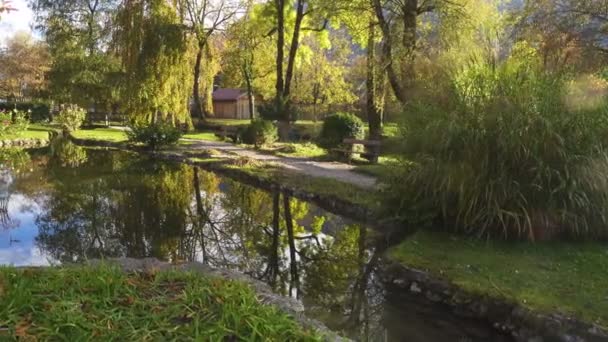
391;231;608;328
188;156;381;210
72;128;128;142
0;124;55;141
0;265;319;340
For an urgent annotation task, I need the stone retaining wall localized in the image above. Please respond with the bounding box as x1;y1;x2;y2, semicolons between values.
0;138;49;148
380;261;608;342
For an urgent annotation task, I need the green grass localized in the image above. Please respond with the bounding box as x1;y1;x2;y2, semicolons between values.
72;128;128;142
0;265;319;340
255;142;328;159
391;231;608;328
352;156;403;180
0;124;55;141
182;131;222;142
204;118;250;127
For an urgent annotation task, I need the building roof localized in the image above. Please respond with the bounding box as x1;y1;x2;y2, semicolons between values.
212;88;248;101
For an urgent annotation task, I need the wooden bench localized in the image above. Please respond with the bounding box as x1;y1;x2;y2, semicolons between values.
333;138;382;163
214;126;241;143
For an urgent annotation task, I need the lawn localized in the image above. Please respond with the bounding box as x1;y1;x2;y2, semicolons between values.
391;231;608;328
72;128;128;142
0;124;55;141
182;131;221;142
0;265;319;340
255;142;328;159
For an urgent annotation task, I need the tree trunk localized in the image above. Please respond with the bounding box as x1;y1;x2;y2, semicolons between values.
192;43;205;120
244;65;255;120
284;0;305;98
367;23;382;141
274;0;285;99
372;0;409;105
269;191;281;287
283;195;300;298
193;167;207;264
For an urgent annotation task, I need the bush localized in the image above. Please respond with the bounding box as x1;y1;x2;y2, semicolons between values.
0;109;30;137
241;119;278;147
0;102;51;122
127;122;182;150
54;105;86;133
388;57;608;241
317;112;365;149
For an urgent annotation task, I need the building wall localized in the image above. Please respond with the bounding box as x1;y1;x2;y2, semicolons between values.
212;96;255;119
213;101;237;118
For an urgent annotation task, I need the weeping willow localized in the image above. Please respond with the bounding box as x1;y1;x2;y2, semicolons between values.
200;42;220;117
116;0;193;127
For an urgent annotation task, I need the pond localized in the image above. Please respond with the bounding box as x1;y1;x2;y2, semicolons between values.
0;140;512;341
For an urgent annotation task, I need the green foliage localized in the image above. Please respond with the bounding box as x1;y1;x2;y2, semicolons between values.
317;112;364;149
0;266;320;340
116;0;193;126
0;109;30;137
241;119;278;147
0;102;51;122
0;148;31;171
127;122;183;150
54;105;86;133
390;57;608;240
50;138;88;168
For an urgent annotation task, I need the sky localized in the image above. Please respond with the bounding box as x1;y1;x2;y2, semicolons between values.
0;0;35;45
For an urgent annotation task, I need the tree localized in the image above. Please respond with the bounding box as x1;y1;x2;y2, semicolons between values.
291;34;357;121
222;5;272;120
116;0;193;125
515;0;608;72
30;0;121;109
222;3;277;103
180;0;245;119
371;0;467;106
0;32;50;101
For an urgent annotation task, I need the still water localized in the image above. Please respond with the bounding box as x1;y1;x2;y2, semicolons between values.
0;140;511;341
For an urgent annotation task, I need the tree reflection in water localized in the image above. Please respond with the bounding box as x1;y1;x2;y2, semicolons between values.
15;148;509;341
27;148;388;339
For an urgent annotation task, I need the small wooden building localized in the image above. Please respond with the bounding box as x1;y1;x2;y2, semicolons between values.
212;88;254;119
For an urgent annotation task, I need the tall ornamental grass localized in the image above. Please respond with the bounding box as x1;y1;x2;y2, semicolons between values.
392;59;608;240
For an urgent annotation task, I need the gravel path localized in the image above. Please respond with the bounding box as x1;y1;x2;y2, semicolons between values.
180;139;377;188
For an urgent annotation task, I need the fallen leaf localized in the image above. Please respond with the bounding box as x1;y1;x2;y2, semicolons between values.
15;319;31;337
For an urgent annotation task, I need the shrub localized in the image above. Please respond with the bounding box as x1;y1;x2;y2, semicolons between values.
0;102;51;122
54;105;86;133
387;58;608;241
0;109;30;136
127;122;182;150
50;137;88;167
241;119;278;147
317;112;365;149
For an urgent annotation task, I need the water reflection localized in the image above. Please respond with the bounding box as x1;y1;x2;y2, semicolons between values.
0;144;510;341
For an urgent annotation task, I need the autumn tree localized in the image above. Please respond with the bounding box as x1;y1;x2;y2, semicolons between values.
0;32;50;100
515;0;608;72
